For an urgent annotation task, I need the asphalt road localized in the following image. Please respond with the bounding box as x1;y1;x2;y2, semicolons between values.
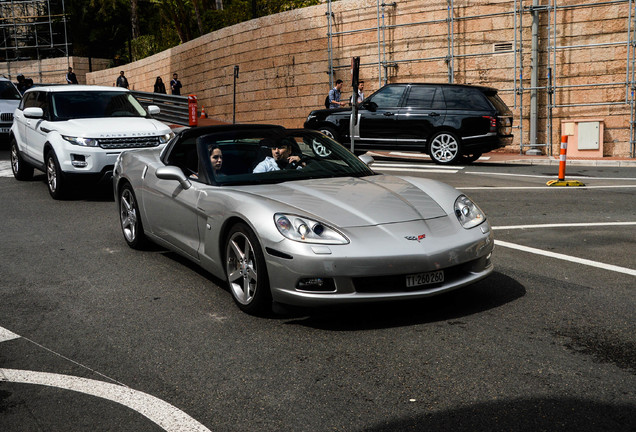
1;148;635;432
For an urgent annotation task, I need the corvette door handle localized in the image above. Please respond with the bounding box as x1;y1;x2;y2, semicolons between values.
428;112;440;117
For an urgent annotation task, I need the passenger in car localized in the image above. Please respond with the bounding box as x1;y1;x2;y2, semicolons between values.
252;140;302;173
190;145;223;180
209;145;223;175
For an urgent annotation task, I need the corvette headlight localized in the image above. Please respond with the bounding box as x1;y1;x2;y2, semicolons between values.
62;136;98;147
454;195;486;229
274;213;349;244
159;132;174;144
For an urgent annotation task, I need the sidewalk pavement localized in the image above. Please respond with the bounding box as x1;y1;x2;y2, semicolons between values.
366;150;636;167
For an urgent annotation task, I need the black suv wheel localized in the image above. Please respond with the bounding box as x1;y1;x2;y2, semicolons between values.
429;131;461;165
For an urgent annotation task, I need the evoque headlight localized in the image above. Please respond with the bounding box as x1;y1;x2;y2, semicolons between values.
274;213;349;244
454;195;486;229
62;135;98;147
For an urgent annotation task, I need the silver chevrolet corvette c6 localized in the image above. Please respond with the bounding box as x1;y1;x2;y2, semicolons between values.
113;124;494;315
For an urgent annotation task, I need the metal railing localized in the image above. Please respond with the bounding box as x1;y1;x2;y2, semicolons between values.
130;90;190;126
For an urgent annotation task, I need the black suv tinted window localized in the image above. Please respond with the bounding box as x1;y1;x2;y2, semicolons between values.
442;87;492;111
406;86;445;109
368;85;405;108
485;92;511;114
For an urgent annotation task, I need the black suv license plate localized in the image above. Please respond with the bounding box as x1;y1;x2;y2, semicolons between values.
406;270;444;288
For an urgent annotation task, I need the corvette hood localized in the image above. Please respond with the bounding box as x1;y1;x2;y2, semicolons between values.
47;118;170;137
243;175;448;228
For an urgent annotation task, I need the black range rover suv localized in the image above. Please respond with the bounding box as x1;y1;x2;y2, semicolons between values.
304;83;513;164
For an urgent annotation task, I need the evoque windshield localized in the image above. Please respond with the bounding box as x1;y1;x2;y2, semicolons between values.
194;128;376;186
50;91;148;120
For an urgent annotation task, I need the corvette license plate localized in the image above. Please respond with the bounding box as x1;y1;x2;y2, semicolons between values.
406;270;444;287
0;128;9;134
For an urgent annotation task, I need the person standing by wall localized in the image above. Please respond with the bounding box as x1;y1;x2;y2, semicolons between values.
351;80;364;105
170;73;182;95
154;77;166;94
66;67;78;84
328;79;347;108
116;71;129;88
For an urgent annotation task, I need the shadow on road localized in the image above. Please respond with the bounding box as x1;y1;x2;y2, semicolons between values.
282;271;525;330
361;397;636;432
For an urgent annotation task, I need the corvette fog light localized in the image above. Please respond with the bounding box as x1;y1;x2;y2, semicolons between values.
297;278;335;292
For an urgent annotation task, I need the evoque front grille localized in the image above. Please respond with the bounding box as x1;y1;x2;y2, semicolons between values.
0;113;13;122
98;136;161;149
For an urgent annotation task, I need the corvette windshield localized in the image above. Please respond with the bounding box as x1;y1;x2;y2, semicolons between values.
50;91;148;120
195;129;375;185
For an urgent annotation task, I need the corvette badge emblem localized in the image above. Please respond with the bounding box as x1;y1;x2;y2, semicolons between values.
405;234;426;242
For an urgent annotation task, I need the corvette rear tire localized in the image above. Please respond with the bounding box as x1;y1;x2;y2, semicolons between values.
10;139;34;181
225;222;271;315
429;131;462;165
119;184;147;250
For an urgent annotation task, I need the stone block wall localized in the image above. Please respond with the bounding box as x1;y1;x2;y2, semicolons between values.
82;0;636;158
1;57;110;85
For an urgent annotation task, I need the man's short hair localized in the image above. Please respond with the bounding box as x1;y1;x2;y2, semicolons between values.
335;79;343;85
359;80;364;84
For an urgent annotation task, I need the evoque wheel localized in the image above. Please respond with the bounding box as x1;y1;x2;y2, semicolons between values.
119;184;147;249
10;139;34;181
429;131;462;165
46;151;66;199
225;222;271;315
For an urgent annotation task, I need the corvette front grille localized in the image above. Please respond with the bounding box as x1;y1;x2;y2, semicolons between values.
98;136;161;149
0;113;13;122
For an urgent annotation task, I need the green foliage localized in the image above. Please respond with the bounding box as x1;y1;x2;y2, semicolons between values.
67;0;321;61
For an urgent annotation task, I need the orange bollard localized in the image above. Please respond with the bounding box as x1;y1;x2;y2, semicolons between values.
546;135;585;187
558;134;568;181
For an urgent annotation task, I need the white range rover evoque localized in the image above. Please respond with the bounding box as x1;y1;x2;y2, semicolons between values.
9;85;174;199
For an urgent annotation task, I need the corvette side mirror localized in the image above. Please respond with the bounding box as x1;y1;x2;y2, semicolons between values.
156;165;191;190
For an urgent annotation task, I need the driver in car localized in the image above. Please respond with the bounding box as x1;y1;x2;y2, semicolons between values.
253;140;303;173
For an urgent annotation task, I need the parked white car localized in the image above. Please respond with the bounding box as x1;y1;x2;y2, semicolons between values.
0;77;22;137
9;85;174;199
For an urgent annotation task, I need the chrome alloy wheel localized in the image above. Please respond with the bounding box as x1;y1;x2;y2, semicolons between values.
430;132;460;164
226;231;258;305
46;155;58;193
120;188;139;244
10;144;19;174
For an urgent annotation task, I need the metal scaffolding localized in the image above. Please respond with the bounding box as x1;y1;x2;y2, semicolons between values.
325;0;636;158
0;0;70;81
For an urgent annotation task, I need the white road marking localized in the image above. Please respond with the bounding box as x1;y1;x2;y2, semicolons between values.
0;368;212;432
493;222;636;230
0;160;13;177
495;240;636;277
381;151;490;161
374;167;460;174
0;327;211;432
373;162;461;170
461;185;636;190
0;327;19;342
467;170;636;181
